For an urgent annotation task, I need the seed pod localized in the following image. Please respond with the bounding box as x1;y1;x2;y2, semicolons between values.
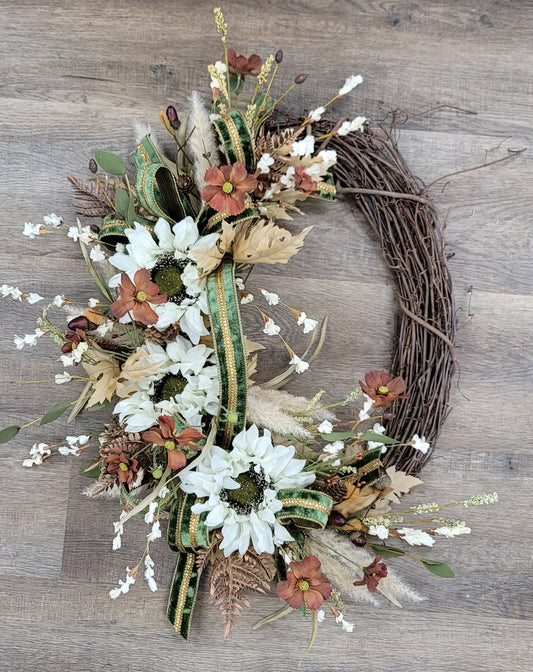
351;534;367;547
166;105;181;130
327;510;347;527
275;49;283;64
68;316;89;332
294;73;308;85
89;158;98;174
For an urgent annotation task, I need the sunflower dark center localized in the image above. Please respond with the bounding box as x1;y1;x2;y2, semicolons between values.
220;465;268;514
150;254;187;303
152;373;187;402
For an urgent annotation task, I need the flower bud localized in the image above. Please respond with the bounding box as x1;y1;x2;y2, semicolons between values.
89;158;98;174
166;105;181;130
275;49;283;64
350;534;367;547
294;73;308;85
68;316;89;332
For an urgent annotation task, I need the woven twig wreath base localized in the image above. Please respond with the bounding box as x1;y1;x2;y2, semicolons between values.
272;117;457;475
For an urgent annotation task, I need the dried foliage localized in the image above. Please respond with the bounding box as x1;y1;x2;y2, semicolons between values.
67;174;119;217
199;537;276;638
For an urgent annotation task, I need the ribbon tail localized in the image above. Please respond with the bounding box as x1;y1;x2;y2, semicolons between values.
167;551;201;640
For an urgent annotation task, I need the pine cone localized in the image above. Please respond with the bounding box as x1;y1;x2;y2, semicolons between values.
144;325;178;345
325;480;348;503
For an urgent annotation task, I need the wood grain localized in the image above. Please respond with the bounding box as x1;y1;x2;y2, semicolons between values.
0;1;532;670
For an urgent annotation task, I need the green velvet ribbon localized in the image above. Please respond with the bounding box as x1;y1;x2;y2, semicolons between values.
212;109;256;173
345;446;383;488
314;172;337;202
206;258;248;449
276;488;333;529
134;135;195;224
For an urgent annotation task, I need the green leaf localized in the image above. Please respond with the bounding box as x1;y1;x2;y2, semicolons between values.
370;543;406;559
39;401;71;426
229;73;245;96
80;460;101;479
422;559;455;578
87;401;108;412
255;91;274;113
114;187;130;217
126;194;136;226
360;430;397;445
0;425;21;444
320;431;356;442
94;149;126;176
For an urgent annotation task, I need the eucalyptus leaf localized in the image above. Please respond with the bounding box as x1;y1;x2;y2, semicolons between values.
229;73;244;96
87;401;108;412
0;425;21;444
320;431;356;442
360;430;397;445
94;149;126;176
40;401;71;426
370;543;406;559
114;188;130;217
126;194;136;226
422;559;455;578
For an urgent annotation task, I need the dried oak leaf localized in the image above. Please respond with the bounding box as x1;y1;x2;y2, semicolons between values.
232;221;312;265
82;352;120;406
371;466;424;514
189;220;235;278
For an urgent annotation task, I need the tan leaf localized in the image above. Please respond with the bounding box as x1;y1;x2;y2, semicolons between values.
84;307;108;325
232;220;312;265
82;352;120;406
382;465;424;506
244;337;265;355
189;220;235;277
115;348;163;398
334;483;379;519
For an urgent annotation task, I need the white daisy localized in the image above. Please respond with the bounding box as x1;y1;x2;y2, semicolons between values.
112;338;219;432
180;424;316;557
108;217;218;344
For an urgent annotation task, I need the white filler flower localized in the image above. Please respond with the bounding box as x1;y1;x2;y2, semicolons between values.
108;217;218;344
180;424;316;557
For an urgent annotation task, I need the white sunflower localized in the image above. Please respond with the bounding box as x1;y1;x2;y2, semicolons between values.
108;217;218;344
113;337;219;432
179;424;316;556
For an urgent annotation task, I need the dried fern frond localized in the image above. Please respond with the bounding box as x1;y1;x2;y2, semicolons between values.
208;544;276;639
67;174;119;218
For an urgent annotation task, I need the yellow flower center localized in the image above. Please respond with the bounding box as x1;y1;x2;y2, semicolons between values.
164;439;176;451
377;385;389;395
136;290;148;302
222;181;234;194
118;462;129;472
297;580;310;592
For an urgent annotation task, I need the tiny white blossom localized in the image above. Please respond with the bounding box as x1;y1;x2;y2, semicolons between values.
397;527;435;547
147;520;161;542
338;74;363;96
66;434;90;448
89;245;106;262
10;287;23;301
43;213;63;227
22;442;51;467
279;165;295;188
53;294;66;307
257;153;275;174
80;226;97;245
367;422;387;450
95;320;114;337
368;524;389;540
335;612;355;632
434;523;471;537
338;116;366;136
112;515;126;550
297;311;318;334
290;354;309;374
358;393;375;421
240;292;254;304
144;501;158;524
290;135;315;157
210;60;227;89
263;318;281;336
72;341;88;363
67;226;81;241
23;221;42;238
1;284;14;297
13;335;26;349
88;298;100;308
235;277;245;290
323;440;344;456
15;328;45;349
158;485;170;499
58;444;78;456
26;292;44;304
318;149;337;168
144;554;158;592
55;371;73;384
317;419;333;434
317;609;325;623
60;352;75;367
109;566;136;599
260;289;280;306
411;434;430;454
308;106;326;122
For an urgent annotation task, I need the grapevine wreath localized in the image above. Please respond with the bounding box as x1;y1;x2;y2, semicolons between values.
2;7;498;649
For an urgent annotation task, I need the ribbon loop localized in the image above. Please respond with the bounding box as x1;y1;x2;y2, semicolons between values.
276;488;333;529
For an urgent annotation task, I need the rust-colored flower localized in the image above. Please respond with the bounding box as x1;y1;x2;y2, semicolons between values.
227;48;262;77
110;268;167;326
293;166;317;195
359;370;407;408
106;450;139;485
353;555;388;592
276;555;332;610
142;415;202;471
201;162;258;216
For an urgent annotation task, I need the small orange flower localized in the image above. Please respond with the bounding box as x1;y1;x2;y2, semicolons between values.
276;555;332;610
142;415;202;471
106;451;139;485
353;555;388;592
227;49;263;77
359;370;407;408
293;166;317;195
201;162;258;216
110;268;167;326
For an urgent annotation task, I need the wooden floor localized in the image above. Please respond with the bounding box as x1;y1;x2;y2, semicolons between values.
1;1;532;670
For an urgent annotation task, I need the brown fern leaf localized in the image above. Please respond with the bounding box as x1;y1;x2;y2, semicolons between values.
67;174;119;217
208;546;275;639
